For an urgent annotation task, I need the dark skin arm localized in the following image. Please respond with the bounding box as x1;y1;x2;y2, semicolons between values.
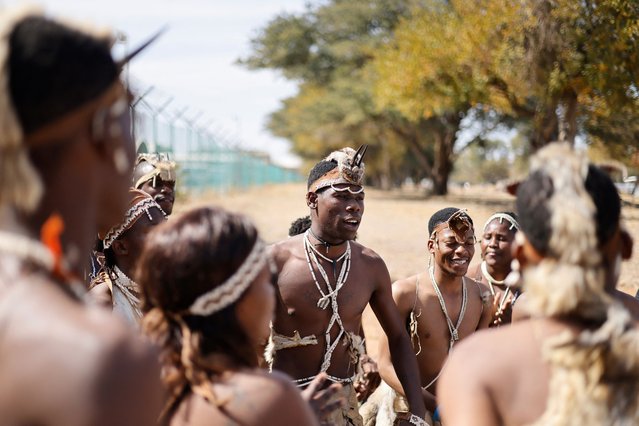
475;281;494;330
369;260;427;420
377;278;437;413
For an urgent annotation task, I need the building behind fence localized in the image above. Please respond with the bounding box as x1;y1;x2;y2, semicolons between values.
132;108;302;192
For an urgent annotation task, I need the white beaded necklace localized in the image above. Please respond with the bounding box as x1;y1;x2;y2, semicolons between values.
303;230;351;374
429;264;467;349
0;230;54;272
112;265;142;319
481;260;511;311
420;265;468;392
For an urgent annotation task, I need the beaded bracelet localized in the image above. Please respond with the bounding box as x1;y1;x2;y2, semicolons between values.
396;412;429;426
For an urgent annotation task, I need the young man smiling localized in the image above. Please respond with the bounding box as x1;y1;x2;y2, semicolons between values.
365;208;492;425
268;147;427;425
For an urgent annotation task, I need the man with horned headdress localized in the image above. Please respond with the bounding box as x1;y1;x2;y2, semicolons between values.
0;8;162;425
132;152;177;216
90;189;166;326
268;146;428;425
362;208;493;425
437;143;639;425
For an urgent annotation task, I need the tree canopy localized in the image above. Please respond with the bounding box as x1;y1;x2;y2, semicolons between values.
242;0;639;193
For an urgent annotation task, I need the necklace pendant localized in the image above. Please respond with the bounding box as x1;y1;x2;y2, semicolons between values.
317;296;330;310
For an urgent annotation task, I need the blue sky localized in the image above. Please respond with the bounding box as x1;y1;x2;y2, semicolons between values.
3;0;307;166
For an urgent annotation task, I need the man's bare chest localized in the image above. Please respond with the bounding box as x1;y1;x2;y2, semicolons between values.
413;293;483;346
277;262;373;322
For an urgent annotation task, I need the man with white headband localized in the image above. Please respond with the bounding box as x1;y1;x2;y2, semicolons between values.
466;211;520;326
363;207;492;425
0;9;162;425
132;152;177;215
268;146;428;425
438;143;639;425
90;189;165;326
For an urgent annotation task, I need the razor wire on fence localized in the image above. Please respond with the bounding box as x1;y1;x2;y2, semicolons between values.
131;98;301;192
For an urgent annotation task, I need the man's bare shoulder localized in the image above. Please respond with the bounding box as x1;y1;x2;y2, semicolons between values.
270;235;304;258
173;369;315;426
442;322;532;387
390;275;422;313
0;276;161;425
352;241;388;269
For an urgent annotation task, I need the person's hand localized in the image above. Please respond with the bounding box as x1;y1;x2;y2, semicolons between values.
491;296;514;327
300;373;345;422
354;354;381;402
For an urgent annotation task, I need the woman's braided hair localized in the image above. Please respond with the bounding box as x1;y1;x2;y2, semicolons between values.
137;206;260;410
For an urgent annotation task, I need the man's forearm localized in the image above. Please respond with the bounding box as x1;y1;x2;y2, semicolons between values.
388;333;427;419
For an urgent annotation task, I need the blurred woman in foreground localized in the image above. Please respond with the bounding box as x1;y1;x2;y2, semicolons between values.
138;207;319;425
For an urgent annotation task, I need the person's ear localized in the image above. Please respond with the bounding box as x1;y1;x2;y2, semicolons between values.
427;237;435;254
620;228;633;260
112;239;129;256
513;232;543;268
306;192;318;209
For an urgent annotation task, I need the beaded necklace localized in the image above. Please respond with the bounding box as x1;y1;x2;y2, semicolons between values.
421;265;468;391
429;265;468;348
112;265;142;319
0;230;54;272
302;230;351;374
481;260;511;312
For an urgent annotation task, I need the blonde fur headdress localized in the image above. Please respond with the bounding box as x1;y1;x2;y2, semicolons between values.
523;143;608;319
521;143;639;425
0;7;45;214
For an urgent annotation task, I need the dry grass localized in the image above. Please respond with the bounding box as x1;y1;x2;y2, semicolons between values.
177;183;639;358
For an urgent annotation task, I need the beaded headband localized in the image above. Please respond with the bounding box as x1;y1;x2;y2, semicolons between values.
483;213;520;232
102;193;164;249
309;145;367;193
187;239;267;316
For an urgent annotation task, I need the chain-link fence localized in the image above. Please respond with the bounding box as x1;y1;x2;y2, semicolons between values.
132;107;301;192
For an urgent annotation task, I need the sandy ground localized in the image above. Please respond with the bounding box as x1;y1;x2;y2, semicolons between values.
177;183;639;358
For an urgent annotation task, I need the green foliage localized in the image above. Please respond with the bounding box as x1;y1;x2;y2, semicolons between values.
240;0;422;188
241;0;639;192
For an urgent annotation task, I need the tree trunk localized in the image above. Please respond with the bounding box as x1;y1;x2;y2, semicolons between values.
431;114;461;195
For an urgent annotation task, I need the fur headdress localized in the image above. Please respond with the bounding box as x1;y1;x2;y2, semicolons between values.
309;145;367;193
519;143;639;425
0;7;162;214
133;152;177;189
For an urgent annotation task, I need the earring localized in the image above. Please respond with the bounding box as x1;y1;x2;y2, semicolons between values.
113;147;130;176
504;258;521;288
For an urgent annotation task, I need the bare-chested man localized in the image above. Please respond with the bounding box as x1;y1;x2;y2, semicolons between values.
0;10;161;425
364;208;492;425
466;212;520;326
269;146;427;425
438;143;639;425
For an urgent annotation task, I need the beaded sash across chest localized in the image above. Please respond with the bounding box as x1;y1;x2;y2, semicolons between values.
301;230;352;381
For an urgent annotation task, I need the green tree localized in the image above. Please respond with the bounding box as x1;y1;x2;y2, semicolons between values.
377;0;639;148
241;0;462;192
